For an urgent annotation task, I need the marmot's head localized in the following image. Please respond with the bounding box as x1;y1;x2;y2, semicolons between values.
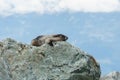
53;34;68;41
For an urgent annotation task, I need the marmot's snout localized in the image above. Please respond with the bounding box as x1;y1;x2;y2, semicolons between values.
64;36;68;41
62;36;68;41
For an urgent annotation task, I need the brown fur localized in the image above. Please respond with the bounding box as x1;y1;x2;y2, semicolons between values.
31;34;68;46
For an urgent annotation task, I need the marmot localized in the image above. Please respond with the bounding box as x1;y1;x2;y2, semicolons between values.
31;34;68;46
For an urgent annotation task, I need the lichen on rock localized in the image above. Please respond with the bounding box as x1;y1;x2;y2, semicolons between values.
0;38;101;80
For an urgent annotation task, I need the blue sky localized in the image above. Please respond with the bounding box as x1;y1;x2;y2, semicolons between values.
0;0;120;75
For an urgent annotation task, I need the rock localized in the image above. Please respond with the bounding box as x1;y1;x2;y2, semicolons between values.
0;38;101;80
100;71;120;80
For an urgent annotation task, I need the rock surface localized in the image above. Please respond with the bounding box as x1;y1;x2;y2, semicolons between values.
0;38;101;80
100;71;120;80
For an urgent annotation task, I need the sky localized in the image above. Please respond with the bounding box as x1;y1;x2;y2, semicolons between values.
0;0;120;75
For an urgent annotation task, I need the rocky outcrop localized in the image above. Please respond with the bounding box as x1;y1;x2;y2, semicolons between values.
100;71;120;80
0;38;101;80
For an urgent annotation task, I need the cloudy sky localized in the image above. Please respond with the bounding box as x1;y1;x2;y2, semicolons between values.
0;0;120;75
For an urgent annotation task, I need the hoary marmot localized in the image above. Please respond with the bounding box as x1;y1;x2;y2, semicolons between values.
31;34;68;46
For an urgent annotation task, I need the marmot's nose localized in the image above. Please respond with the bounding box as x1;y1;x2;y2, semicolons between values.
65;36;68;40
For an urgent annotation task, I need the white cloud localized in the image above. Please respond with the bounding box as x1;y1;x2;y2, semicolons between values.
0;0;120;16
78;24;117;43
58;0;120;12
87;31;115;42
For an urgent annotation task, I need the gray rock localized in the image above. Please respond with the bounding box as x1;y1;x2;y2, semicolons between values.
0;38;101;80
100;71;120;80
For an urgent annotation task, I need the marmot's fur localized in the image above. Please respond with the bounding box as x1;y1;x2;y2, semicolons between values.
31;34;68;46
